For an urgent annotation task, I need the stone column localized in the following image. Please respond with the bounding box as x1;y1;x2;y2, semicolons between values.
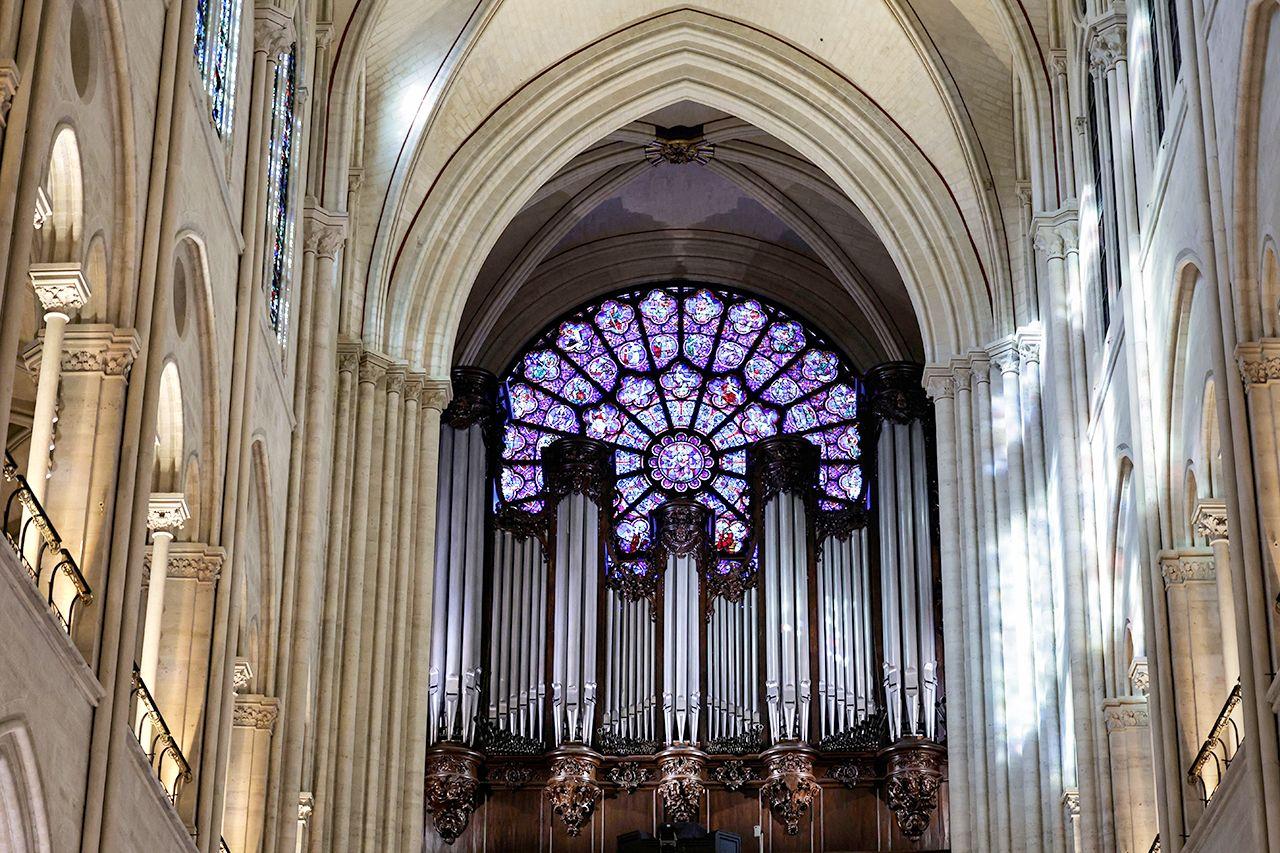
224;694;279;853
139;493;190;689
23;263;89;506
1158;549;1226;823
1102;698;1157;853
1193;500;1239;686
401;380;451;851
271;206;346;853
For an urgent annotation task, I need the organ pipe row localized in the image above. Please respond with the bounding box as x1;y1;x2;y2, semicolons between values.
425;362;940;756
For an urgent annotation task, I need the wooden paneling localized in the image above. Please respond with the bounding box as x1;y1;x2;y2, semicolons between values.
425;779;950;852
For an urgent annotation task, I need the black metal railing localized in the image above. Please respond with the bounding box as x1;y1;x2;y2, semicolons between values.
131;663;193;803
1148;834;1161;853
219;838;231;853
2;450;92;633
1187;682;1243;806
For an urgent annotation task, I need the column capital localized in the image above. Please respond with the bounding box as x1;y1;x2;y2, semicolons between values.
232;694;280;731
303;205;348;259
921;365;955;402
1016;325;1043;366
385;364;408;396
359;350;393;385
987;337;1020;376
254;5;294;56
421;379;452;413
0;58;19;128
1193;499;1230;542
23;325;140;379
147;493;190;534
337;337;362;374
1158;548;1215;587
28;263;90;317
1101;696;1148;731
1236;339;1280;390
1088;18;1127;73
233;657;254;692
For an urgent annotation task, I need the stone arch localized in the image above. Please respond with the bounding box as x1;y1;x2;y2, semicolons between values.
0;718;52;853
153;360;184;493
1230;0;1280;340
36;125;84;265
1108;457;1145;696
380;10;997;374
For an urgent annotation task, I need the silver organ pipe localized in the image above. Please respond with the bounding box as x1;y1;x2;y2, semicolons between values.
868;362;940;743
428;371;497;745
751;437;817;743
817;529;876;739
545;438;611;746
706;589;759;747
602;589;654;743
663;555;701;743
486;527;545;744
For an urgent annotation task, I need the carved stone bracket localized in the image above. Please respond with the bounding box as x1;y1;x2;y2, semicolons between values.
759;745;819;836
748;436;818;506
657;748;706;824
545;437;614;505
24;325;140;379
865;362;929;424
607;761;651;794
882;743;944;841
232;694;279;731
443;366;497;430
545;749;602;837
712;759;757;792
1237;340;1280;390
1193;499;1230;543
1158;550;1215;587
425;746;483;844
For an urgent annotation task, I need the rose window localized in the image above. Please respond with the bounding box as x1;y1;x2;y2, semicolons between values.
498;283;864;562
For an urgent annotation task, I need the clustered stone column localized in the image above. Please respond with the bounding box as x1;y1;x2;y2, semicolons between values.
1194;500;1239;686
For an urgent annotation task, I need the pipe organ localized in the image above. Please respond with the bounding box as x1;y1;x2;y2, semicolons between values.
423;361;947;848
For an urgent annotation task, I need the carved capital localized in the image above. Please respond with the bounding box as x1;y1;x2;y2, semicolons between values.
442;367;493;427
1063;789;1081;816
147;493;190;534
759;746;819;836
865;361;929;424
883;744;944;841
232;694;279;731
1159;549;1215;587
1237;340;1280;389
159;544;224;584
1129;656;1150;696
254;5;294;56
358;351;391;385
0;59;19;128
545;750;602;837
1034;223;1066;261
298;791;314;825
24;325;140;379
657;748;706;824
233;657;254;691
336;339;362;374
1089;22;1127;73
1193;499;1229;542
988;338;1021;376
425;747;482;844
303;207;348;259
421;379;452;413
384;366;407;396
922;366;955;402
1103;697;1150;731
1017;326;1043;366
545;437;614;506
29;263;90;317
748;435;818;505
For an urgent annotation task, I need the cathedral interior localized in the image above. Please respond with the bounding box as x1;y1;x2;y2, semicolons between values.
1;0;1279;851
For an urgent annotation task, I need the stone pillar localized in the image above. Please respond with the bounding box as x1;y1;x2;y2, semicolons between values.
23;263;89;506
1194;500;1240;686
23;324;139;660
1102;698;1157;853
1158;549;1226;822
271;205;346;853
401;380;451;851
139;494;189;689
224;694;279;853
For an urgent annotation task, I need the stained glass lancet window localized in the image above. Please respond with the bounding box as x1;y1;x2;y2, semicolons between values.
498;284;864;563
193;0;242;139
265;44;297;345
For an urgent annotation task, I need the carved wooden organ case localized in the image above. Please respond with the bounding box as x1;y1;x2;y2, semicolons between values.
423;360;948;849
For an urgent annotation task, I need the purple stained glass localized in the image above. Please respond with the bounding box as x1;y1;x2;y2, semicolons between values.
497;284;864;556
265;45;297;345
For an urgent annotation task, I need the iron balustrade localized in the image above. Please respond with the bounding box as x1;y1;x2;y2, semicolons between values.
1187;682;1243;806
1148;834;1161;853
220;838;231;853
1;450;92;633
131;663;193;803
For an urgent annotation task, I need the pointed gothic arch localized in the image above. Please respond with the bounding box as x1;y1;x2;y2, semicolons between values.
0;719;52;853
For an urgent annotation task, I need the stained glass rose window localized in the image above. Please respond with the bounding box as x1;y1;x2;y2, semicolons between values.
498;284;864;557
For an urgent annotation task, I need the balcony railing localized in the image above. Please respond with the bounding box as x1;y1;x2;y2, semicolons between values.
219;838;231;853
1;450;92;633
1187;682;1243;806
1148;834;1161;853
131;663;192;802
